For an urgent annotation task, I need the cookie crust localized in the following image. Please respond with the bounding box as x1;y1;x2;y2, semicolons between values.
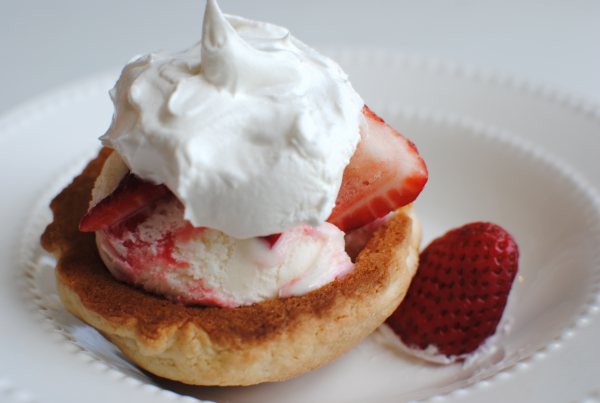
41;148;421;386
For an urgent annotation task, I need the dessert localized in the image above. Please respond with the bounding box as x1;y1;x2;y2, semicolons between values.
386;222;519;363
41;0;428;385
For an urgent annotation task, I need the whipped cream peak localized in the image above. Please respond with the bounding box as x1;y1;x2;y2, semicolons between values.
200;0;301;93
101;0;364;238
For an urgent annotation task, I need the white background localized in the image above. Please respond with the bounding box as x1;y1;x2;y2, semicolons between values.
0;0;599;116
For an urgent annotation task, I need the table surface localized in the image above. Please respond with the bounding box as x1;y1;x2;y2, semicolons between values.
1;0;599;116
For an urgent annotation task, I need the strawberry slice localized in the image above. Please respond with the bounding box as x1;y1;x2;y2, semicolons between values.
327;106;428;233
260;233;282;248
386;222;519;359
83;106;425;235
79;172;171;232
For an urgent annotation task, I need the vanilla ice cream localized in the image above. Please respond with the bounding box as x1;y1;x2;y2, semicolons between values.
94;152;354;308
97;207;353;308
100;0;364;239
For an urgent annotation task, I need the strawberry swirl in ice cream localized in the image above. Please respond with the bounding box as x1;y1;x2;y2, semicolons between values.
100;0;364;239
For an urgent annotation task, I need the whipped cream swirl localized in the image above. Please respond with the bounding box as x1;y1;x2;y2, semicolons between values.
101;0;364;238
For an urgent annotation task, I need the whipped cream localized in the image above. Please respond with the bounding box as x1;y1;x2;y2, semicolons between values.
100;0;364;239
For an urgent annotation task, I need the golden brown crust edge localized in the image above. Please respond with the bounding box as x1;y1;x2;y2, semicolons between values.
42;148;421;386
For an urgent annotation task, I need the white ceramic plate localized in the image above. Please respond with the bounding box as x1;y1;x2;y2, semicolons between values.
3;52;600;403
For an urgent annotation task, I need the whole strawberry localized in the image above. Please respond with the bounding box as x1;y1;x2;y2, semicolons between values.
386;222;519;359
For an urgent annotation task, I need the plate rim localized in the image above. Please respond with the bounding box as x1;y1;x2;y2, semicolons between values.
5;51;600;403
